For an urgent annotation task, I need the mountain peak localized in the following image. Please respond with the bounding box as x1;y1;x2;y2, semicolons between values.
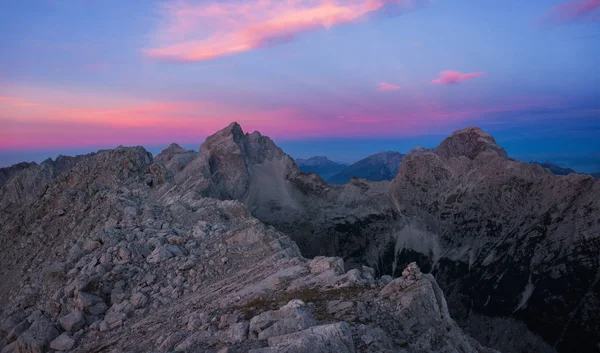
165;142;185;152
437;126;508;160
223;121;244;138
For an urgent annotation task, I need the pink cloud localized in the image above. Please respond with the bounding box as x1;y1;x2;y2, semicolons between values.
0;96;43;107
377;82;401;91
431;70;484;85
145;0;420;62
542;0;600;25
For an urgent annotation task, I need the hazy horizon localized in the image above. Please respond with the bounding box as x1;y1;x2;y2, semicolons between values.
1;123;598;173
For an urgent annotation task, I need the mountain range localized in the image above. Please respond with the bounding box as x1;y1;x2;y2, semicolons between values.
298;153;598;184
1;123;599;353
296;151;404;184
295;157;347;181
530;161;577;176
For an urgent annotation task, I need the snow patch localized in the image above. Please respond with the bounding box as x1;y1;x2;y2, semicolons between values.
514;276;535;312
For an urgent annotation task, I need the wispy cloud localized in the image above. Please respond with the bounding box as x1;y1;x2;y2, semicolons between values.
541;0;600;25
0;96;43;107
377;82;401;91
145;0;423;62
431;70;484;85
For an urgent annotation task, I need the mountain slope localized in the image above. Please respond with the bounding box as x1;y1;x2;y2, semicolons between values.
390;127;599;353
0;162;36;187
187;124;597;353
2;122;598;353
328;151;404;184
295;156;347;180
530;161;577;175
0;129;491;353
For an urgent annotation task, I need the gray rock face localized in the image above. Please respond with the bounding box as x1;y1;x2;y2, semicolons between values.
249;300;316;340
252;322;355;353
154;143;197;175
436;126;508;160
58;311;85;332
0;162;36;187
390;128;599;353
49;333;74;351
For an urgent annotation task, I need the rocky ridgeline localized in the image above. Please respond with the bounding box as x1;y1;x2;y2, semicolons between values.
0;137;495;352
1;122;598;353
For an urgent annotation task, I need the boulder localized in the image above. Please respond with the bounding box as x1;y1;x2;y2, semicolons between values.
131;292;148;309
59;311;85;332
250;322;355;353
249;300;316;340
75;292;107;315
49;333;75;351
146;246;173;264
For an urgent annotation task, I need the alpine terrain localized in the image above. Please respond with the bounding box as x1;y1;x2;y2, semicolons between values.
0;123;598;353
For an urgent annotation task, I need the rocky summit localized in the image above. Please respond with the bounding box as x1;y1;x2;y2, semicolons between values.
0;122;598;353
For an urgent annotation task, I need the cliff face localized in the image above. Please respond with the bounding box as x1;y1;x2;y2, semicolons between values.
390;127;600;353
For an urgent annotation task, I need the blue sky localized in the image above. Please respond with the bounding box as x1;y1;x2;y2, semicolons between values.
1;0;599;172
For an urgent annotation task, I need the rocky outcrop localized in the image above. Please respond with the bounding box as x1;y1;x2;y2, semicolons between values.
436;126;508;160
0;162;36;187
390;127;599;353
154;143;196;175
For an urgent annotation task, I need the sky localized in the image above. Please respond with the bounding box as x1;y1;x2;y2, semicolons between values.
1;0;599;172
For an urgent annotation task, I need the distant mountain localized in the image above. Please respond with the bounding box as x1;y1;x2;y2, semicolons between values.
531;161;576;175
328;151;404;184
592;172;600;179
295;156;347;180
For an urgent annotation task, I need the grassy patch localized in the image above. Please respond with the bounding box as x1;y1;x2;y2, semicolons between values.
233;285;370;320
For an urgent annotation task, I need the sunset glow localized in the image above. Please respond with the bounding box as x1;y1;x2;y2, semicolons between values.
1;0;599;171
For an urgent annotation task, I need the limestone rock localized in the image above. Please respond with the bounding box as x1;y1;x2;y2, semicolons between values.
49;332;75;351
59;311;85;332
131;292;148;309
250;300;316;341
146;246;173;264
262;322;355;353
75;292;107;315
